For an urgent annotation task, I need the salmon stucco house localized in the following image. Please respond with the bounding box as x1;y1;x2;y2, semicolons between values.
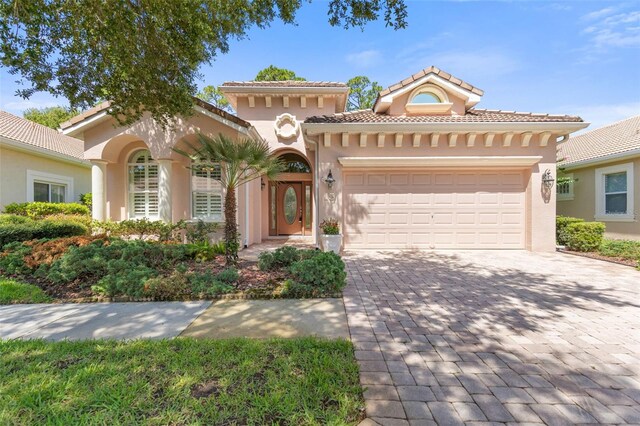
60;66;588;251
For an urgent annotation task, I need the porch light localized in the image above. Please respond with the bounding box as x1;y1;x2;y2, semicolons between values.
323;170;335;189
542;169;555;189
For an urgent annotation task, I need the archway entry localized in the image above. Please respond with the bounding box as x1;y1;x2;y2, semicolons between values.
268;152;313;236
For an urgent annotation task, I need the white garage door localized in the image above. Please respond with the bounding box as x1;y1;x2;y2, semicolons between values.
343;169;526;249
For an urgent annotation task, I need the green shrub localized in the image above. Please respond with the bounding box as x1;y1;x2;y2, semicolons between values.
0;242;33;275
144;269;190;299
556;215;584;246
0;278;51;304
287;251;346;297
186;242;217;262
44;214;94;229
104;218;184;242
565;221;606;252
0;218;88;247
4;202;90;218
258;246;302;271
184;220;220;244
98;262;157;298
190;271;234;297
216;267;239;284
0;214;31;225
79;193;92;210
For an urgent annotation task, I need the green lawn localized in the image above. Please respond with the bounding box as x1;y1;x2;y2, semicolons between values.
0;278;51;304
0;338;364;425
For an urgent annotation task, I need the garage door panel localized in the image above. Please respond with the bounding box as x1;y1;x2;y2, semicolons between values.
343;170;526;249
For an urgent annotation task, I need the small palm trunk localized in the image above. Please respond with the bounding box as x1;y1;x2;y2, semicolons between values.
224;187;239;266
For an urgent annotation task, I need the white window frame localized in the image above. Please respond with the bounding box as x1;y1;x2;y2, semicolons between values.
556;173;574;201
190;159;224;223
595;162;635;222
127;149;159;220
26;170;73;203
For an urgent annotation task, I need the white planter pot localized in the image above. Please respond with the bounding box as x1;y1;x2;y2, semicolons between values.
320;234;343;254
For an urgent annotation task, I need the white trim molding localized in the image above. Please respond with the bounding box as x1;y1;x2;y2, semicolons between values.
594;162;635;222
338;155;542;168
26;170;74;203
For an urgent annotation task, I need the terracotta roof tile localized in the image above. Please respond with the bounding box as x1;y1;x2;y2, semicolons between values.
559;115;640;166
220;81;348;88
378;66;485;98
0;110;86;161
304;108;583;124
61;98;250;130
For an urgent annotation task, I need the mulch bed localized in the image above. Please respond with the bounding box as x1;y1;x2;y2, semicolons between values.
558;249;639;268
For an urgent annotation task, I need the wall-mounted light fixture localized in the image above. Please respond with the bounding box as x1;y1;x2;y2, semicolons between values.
260;177;266;191
542;169;555;190
323;170;335;189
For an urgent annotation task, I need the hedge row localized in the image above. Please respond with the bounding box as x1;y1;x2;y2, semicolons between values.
4;202;90;218
0;216;87;248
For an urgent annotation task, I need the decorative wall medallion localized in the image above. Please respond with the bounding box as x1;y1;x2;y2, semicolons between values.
274;113;300;140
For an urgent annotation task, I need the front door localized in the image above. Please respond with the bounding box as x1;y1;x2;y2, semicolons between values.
276;182;303;235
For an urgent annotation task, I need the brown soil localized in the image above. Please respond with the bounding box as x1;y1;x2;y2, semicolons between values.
559;249;639;268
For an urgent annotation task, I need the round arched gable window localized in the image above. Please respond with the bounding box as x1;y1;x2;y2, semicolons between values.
406;85;452;114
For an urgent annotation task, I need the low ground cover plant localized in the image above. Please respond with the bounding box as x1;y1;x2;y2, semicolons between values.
259;246;347;297
1;238;344;301
0;338;364;425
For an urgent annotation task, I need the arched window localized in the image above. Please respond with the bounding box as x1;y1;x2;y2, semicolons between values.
410;92;441;104
280;152;311;173
128;150;158;219
191;159;223;221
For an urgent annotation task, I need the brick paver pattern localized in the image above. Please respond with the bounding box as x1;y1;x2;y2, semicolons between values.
343;250;640;425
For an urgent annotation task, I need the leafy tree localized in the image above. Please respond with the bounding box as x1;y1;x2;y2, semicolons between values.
0;1;407;127
255;65;305;81
346;76;383;111
174;134;283;266
197;86;233;113
23;106;78;129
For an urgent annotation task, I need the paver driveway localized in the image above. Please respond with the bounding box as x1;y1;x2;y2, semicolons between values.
343;250;640;425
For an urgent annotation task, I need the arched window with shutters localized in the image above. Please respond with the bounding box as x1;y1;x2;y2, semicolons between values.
128;149;159;219
191;159;223;221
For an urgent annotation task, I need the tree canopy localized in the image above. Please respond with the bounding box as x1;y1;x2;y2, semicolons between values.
0;0;407;127
255;65;305;81
346;76;383;111
197;86;233;113
22;106;78;129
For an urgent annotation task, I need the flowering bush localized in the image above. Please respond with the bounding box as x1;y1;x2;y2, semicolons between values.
320;218;340;235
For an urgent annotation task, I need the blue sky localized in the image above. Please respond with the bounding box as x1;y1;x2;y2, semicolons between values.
1;0;638;131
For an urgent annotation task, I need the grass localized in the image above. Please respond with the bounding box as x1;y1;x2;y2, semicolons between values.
598;239;640;261
0;337;364;425
0;278;51;304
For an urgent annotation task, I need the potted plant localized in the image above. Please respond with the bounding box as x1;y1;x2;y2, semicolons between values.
319;217;342;254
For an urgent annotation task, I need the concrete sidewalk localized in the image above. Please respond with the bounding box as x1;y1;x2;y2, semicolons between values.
0;302;211;341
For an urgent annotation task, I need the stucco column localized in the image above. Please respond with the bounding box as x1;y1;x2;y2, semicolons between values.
157;159;173;223
90;160;107;221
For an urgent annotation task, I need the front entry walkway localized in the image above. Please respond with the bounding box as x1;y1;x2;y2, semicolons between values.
344;250;640;425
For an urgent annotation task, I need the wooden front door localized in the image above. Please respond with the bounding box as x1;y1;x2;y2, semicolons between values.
276;182;303;235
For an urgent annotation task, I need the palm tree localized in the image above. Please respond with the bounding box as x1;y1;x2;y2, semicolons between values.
175;133;283;265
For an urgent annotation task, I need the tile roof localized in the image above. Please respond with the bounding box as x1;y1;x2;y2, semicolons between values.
304;108;583;124
221;81;348;88
0;110;86;161
558;115;640;166
61;98;250;130
378;66;484;98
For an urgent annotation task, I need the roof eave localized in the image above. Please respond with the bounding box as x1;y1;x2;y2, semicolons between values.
0;136;90;168
302;121;589;135
559;148;640;170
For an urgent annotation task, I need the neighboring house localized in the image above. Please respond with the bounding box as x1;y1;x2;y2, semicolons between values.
61;66;587;251
0;110;91;210
557;115;639;240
